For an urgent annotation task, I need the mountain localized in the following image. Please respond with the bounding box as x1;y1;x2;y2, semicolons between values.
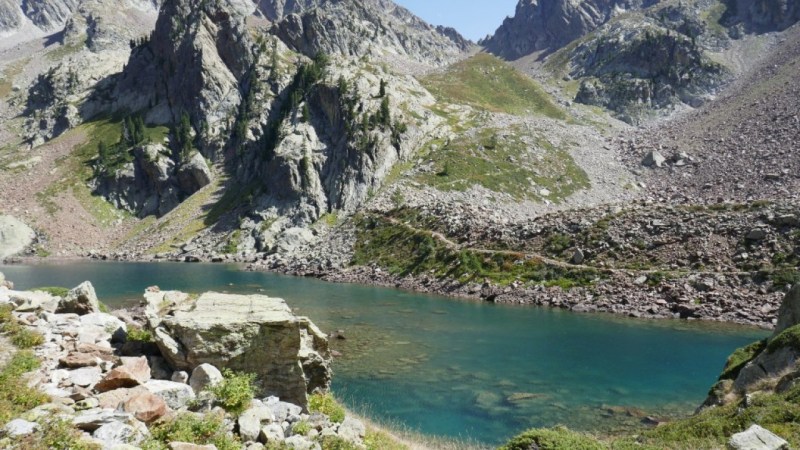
482;0;660;60
270;0;472;67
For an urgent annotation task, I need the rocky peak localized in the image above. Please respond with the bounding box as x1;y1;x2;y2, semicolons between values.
270;0;471;67
483;0;660;60
723;0;800;35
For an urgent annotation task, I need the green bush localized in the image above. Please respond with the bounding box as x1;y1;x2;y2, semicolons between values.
18;418;99;450
292;420;311;436
11;328;45;349
141;413;240;450
209;369;255;416
126;327;154;343
500;427;606;450
29;286;69;297
309;392;346;423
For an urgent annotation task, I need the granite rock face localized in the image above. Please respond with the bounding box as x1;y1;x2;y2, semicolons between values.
149;292;331;407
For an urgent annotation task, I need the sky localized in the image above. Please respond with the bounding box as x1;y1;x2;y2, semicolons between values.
393;0;519;41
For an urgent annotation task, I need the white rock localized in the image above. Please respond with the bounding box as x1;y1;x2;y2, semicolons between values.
259;423;285;444
337;417;366;444
171;371;189;384
144;380;196;410
729;425;788;450
189;363;223;393
239;406;275;443
93;420;149;448
81;313;127;342
4;419;39;437
284;435;320;450
69;367;104;387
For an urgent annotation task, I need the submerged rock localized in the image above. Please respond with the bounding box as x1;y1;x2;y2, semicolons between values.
150;292;331;408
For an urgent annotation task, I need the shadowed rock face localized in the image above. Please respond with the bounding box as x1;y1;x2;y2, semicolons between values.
723;0;800;34
483;0;660;60
148;291;331;408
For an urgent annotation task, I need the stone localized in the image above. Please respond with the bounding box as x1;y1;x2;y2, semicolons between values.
171;371;189;384
729;424;788;450
97;386;149;409
95;358;151;393
81;313;127;342
69;366;104;387
60;352;101;368
642;151;666;168
122;391;169;423
265;398;302;423
239;406;276;442
283;435;318;450
57;282;101;315
149;356;173;380
4;419;39;437
73;410;134;432
93;420;149;448
9;290;59;312
746;229;768;241
189;363;223;393
774;285;800;337
151;292;331;407
144;380;196;410
259;423;285;444
337;417;365;444
0;215;36;259
169;443;218;450
571;248;585;264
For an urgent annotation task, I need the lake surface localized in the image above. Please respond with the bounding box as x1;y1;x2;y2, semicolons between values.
1;262;768;445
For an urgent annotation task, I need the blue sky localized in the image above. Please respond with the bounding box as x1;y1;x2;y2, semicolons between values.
394;0;519;41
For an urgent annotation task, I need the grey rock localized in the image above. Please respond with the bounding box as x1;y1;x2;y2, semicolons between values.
336;417;365;444
69;366;104;387
58;281;101;316
3;419;39;437
189;363;223;393
93;420;149;448
774;285;800;337
144;380;196;410
746;229;768;241
571;248;585;264
73;409;134;432
151;292;331;408
283;435;319;450
81;313;127;342
259;423;285;444
642;151;667;168
171;371;190;384
0;215;36;259
734;347;799;392
176;152;213;196
239;406;276;443
728;424;788;450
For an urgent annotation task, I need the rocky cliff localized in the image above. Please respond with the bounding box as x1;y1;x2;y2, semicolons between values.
271;0;472;66
483;0;660;59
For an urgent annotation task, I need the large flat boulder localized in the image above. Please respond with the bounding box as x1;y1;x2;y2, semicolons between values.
150;292;330;407
0;215;35;259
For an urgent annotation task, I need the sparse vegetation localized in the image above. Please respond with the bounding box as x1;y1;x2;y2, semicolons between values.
29;286;69;297
126;327;154;343
719;339;767;380
0;350;48;424
141;413;241;450
309;393;346;424
421;53;566;119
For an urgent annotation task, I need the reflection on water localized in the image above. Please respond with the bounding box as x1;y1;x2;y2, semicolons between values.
2;262;768;445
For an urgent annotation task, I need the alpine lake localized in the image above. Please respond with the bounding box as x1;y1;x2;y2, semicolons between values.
1;261;768;446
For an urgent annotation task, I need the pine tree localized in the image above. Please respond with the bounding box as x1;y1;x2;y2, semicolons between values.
379;78;387;98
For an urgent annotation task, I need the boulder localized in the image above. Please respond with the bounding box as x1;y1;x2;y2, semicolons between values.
93;420;149;447
171;371;189;384
176;151;212;194
96;386;150;409
3;419;39;437
69;366;104;388
283;435;317;450
189;363;223;393
122;391;169;423
60;352;101;368
80;313;128;342
0;215;36;259
73;410;134;432
144;380;196;409
239;406;276;443
337;417;366;444
57;282;101;315
259;423;285;444
9;290;58;312
151;292;331;407
571;248;585;265
95;357;152;392
728;424;788;450
642;151;666;168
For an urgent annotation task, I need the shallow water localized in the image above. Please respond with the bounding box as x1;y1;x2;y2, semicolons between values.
1;262;768;445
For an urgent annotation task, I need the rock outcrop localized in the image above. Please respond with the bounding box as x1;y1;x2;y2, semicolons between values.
271;0;471;66
483;0;660;59
147;291;331;407
0;215;35;260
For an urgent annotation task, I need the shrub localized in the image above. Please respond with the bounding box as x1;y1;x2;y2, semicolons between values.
309;392;346;423
209;369;255;416
141;413;240;450
363;430;407;450
126;327;154;343
29;286;69;297
500;427;606;450
292;420;311;436
11;328;45;349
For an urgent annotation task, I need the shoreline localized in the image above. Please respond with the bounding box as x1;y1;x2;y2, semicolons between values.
3;253;778;330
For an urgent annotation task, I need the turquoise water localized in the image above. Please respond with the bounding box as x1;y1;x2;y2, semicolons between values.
1;262;768;445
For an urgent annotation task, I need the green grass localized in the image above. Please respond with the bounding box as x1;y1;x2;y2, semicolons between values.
29;286;69;297
0;350;48;424
16;418;100;450
420;53;567;119
415;127;589;202
767;324;800;354
141;413;240;450
126;327;154;343
0;304;45;349
352;214;600;287
501;427;606;450
309;393;346;424
719;339;767;380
